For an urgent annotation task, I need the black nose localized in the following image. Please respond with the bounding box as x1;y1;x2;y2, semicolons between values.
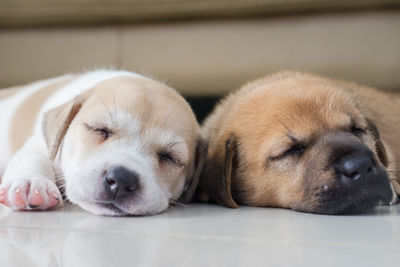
104;166;139;200
335;155;374;183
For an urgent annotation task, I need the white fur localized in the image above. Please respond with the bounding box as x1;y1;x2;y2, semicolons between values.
0;70;190;216
61;110;186;215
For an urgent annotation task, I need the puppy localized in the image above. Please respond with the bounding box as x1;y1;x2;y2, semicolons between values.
197;72;400;214
0;70;206;216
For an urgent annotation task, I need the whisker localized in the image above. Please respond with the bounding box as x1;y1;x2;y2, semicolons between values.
277;119;294;137
112;93;118;124
169;197;187;207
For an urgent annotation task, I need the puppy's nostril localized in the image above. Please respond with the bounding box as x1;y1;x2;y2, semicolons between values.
106;177;116;186
350;172;360;180
367;167;372;173
126;185;137;193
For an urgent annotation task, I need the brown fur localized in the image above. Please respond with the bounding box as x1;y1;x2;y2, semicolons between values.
197;72;400;213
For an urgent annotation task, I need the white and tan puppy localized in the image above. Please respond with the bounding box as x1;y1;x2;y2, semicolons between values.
0;70;206;216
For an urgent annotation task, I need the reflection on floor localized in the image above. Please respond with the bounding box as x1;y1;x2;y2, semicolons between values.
0;203;399;267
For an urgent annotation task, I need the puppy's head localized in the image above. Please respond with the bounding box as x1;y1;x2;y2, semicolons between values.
43;76;206;216
199;75;394;214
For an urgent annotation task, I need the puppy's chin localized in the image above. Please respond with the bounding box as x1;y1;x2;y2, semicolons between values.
294;195;382;215
63;153;174;216
66;181;171;216
73;200;169;216
65;176;172;216
293;171;393;215
77;201;130;216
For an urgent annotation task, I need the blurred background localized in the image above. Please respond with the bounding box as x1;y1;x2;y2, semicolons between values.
1;0;400;121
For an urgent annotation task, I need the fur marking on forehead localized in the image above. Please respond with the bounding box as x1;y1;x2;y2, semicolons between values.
101;110;142;133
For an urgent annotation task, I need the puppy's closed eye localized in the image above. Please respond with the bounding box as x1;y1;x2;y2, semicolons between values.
283;144;306;157
84;123;113;141
351;125;366;136
158;151;175;164
270;143;306;161
157;151;184;168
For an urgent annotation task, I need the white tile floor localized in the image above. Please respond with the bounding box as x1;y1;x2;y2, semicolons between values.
0;203;399;267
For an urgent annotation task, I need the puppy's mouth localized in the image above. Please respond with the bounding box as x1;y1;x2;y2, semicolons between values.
295;137;395;215
83;200;128;215
310;171;393;215
316;191;386;215
93;201;126;213
339;197;382;214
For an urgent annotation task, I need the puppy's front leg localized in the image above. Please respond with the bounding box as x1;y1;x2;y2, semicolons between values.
0;137;62;210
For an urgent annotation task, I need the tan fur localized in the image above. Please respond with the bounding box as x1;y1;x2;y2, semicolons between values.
0;71;206;215
10;77;76;153
0;86;23;100
53;76;201;200
86;76;200;191
199;72;400;212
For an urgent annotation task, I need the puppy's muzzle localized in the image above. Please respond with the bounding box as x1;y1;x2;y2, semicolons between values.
331;144;392;205
103;166;140;201
318;133;393;214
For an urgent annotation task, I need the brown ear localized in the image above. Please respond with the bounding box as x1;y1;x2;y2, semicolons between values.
42;95;87;161
196;134;239;208
366;118;388;167
180;137;208;203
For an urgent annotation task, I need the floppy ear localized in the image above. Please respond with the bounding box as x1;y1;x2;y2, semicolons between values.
179;137;208;203
366;118;388;167
196;134;239;208
42;95;87;161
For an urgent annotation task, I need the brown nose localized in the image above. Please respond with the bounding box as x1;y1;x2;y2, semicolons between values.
104;166;139;200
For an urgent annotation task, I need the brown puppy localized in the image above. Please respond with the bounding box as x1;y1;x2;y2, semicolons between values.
197;72;400;214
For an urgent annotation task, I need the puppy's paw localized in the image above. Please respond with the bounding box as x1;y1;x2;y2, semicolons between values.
0;178;62;210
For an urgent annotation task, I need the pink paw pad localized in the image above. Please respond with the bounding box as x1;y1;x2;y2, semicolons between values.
0;188;9;206
12;187;26;208
0;180;62;210
28;188;45;208
47;191;59;208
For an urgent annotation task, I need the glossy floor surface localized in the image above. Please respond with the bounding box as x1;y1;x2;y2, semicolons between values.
0;203;399;267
